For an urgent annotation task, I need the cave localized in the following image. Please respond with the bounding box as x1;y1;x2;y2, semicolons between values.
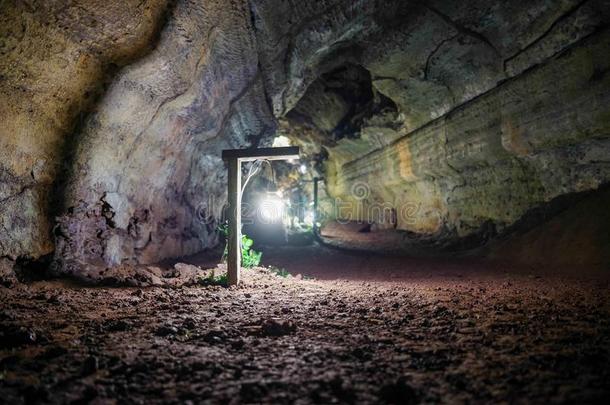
1;0;609;403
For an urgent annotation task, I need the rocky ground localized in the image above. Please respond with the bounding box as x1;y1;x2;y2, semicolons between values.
1;247;609;404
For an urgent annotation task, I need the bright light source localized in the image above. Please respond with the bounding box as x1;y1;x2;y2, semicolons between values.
272;135;291;147
299;164;307;174
259;195;285;223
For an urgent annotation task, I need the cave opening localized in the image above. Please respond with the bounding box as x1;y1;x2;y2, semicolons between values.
286;63;399;143
1;1;609;403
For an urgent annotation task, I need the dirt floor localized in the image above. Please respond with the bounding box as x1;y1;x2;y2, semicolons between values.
1;245;609;404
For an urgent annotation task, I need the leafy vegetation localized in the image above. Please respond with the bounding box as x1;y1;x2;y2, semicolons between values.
240;235;263;268
198;269;228;286
268;266;291;278
218;223;262;269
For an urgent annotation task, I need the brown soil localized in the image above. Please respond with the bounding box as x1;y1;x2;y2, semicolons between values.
319;221;409;253
1;247;609;404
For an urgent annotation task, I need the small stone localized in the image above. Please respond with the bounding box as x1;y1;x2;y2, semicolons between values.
379;377;418;405
0;258;18;288
81;385;99;401
155;325;178;337
21;385;49;403
203;328;226;344
183;318;196;330
37;345;68;360
45;294;61;304
82;355;99;376
231;338;245;350
260;318;297;337
0;327;37;348
105;319;130;332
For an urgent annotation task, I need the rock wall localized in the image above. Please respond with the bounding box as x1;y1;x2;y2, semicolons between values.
1;0;276;279
1;0;608;277
0;0;169;263
250;0;610;246
330;30;610;240
53;0;276;278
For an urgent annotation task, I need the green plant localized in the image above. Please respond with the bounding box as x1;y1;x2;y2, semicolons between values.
268;266;290;278
217;223;262;269
215;273;228;285
240;234;262;268
199;269;228;286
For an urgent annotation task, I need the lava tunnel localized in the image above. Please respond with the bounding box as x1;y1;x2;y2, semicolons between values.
1;0;609;403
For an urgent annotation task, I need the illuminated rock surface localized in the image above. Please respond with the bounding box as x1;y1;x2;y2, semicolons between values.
1;1;609;275
2;2;609;402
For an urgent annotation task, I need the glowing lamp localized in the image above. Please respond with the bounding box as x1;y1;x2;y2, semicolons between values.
259;192;285;223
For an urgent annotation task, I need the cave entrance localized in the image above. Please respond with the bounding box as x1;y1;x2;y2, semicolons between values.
221;147;300;286
285;63;398;144
274;64;399;249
